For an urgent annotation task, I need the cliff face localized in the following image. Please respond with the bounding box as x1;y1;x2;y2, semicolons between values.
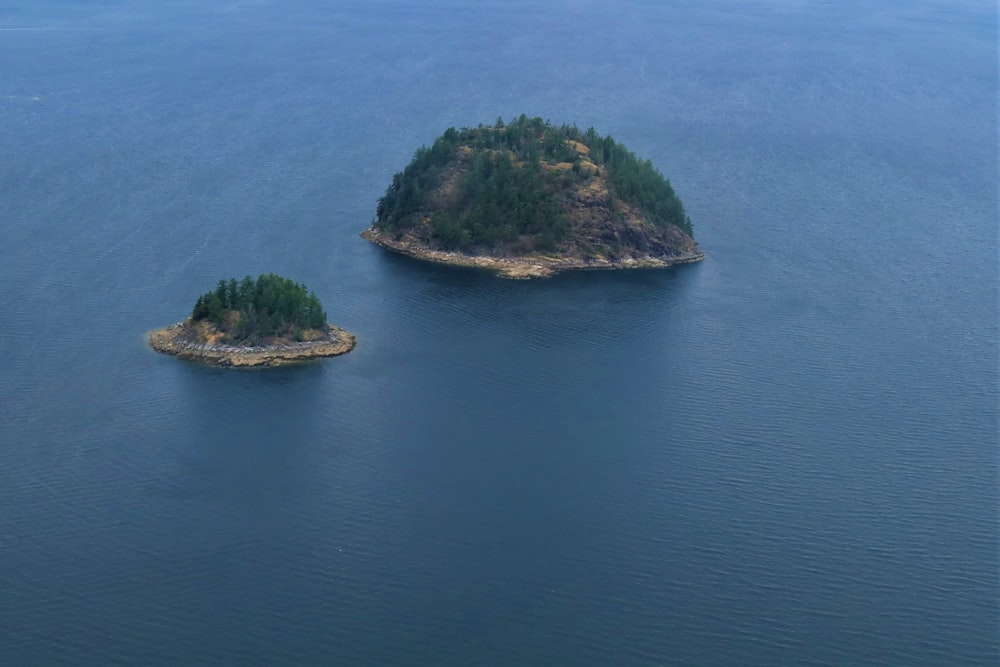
364;119;703;277
541;160;701;262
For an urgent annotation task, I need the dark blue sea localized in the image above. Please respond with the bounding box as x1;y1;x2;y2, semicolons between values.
1;1;996;664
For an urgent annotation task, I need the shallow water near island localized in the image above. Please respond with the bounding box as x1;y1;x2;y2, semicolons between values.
0;1;997;665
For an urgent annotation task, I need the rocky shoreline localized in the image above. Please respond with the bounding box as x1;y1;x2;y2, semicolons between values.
361;228;705;279
148;321;356;367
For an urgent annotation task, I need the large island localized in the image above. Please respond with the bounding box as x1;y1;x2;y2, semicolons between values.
149;274;355;367
362;115;704;278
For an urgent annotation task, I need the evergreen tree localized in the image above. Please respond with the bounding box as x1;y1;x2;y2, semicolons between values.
190;274;329;343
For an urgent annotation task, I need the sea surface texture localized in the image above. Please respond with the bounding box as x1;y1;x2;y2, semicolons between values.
0;1;996;665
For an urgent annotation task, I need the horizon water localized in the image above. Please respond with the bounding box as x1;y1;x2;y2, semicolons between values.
0;1;997;664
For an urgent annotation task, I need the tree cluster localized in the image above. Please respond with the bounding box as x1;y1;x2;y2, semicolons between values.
429;147;566;250
191;274;327;343
373;116;693;252
584;128;693;236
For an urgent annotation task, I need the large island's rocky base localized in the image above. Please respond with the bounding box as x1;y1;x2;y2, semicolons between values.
362;228;704;279
149;321;356;367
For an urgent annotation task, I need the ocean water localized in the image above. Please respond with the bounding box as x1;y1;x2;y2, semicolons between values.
0;1;996;664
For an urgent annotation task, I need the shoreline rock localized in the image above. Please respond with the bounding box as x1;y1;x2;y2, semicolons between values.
361;227;705;279
148;321;356;367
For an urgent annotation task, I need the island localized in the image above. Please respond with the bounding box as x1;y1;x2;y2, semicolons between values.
361;115;704;278
148;273;356;367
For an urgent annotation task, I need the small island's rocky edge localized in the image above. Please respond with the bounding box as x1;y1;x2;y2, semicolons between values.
361;227;705;279
149;321;356;367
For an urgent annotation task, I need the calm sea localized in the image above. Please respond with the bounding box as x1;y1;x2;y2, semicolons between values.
1;1;996;664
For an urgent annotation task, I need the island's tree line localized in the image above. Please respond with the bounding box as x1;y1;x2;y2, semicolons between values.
191;274;327;342
374;115;693;252
429;148;566;250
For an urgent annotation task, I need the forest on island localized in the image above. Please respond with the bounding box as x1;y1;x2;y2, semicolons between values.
374;115;693;252
191;274;327;343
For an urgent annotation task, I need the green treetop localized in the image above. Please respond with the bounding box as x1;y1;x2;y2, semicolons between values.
191;273;327;343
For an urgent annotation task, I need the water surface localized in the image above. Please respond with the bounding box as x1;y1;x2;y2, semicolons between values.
0;1;996;664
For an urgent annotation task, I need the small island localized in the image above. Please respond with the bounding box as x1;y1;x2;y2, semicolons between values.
149;274;355;367
362;115;704;278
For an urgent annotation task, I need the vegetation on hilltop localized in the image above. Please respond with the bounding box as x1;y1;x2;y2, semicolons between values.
373;115;695;256
191;274;327;344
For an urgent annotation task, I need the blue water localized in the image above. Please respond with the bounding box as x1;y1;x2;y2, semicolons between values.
1;1;996;664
